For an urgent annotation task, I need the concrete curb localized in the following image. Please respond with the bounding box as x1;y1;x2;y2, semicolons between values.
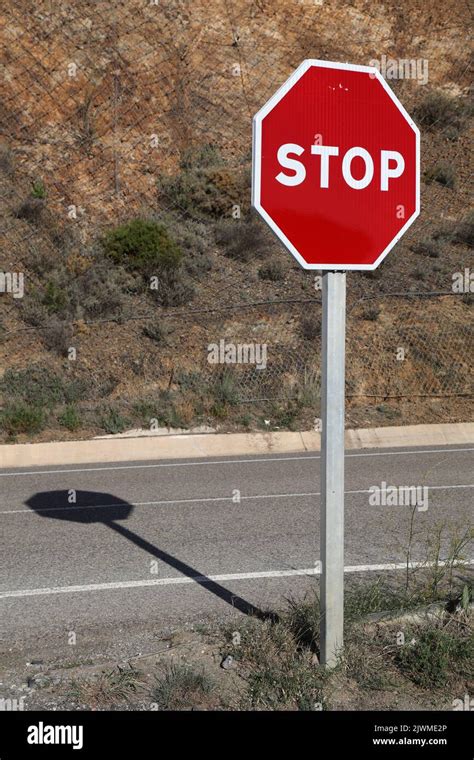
1;422;472;470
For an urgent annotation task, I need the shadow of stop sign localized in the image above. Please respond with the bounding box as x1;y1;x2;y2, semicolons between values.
252;59;420;269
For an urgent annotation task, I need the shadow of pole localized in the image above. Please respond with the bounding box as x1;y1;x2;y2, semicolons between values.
24;490;277;621
105;519;266;618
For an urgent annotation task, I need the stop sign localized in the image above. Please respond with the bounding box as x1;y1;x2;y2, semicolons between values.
252;60;420;270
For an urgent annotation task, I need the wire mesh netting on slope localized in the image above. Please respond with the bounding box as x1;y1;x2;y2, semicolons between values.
0;0;472;431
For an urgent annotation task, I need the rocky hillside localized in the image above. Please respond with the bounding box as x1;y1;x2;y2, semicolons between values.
0;0;472;441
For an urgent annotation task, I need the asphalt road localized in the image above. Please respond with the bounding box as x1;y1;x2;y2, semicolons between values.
0;444;472;648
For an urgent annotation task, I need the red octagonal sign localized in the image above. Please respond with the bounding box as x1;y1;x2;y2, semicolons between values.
252;60;420;270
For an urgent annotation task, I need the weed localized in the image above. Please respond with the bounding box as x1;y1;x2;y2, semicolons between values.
151;664;212;710
143;320;169;343
16;197;45;223
425;163;455;188
100;406;129;434
413;265;426;280
1;365;90;407
376;404;401;420
435;212;474;248
42;280;67;315
0;403;45;435
41;319;73;356
344;578;406;624
297;368;320;407
285;594;320;650
450;212;474;248
213;369;239;406
158;144;249;221
71;665;143;709
19;297;49;327
341;628;397;690
31;179;46;199
301;313;321;340
58;405;81;431
258;259;285;281
132;400;159;427
410;238;442;258
215;217;269;262
224;616;326;710
72;263;135;319
274;400;301;430
395;624;473;688
413;91;468;134
0;142;13;174
359;303;380;321
151;268;194;307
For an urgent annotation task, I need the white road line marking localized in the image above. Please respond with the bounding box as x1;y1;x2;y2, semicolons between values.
1;559;472;600
1;484;472;516
1;447;473;477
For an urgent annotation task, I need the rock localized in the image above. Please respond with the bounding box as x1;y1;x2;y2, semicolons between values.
221;655;234;670
28;674;50;689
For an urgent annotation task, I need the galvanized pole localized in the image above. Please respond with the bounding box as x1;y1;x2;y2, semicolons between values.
320;270;346;668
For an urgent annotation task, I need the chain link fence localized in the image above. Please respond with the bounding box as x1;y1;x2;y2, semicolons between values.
2;292;471;405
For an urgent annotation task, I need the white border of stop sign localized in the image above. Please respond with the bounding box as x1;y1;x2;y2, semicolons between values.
252;59;420;271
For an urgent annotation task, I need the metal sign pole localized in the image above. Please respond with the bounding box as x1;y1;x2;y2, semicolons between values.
320;270;346;668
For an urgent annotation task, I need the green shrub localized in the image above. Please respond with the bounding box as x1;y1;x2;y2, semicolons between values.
59;405;81;431
132;400;159;427
31;179;46;199
100;406;129;434
1;403;45;435
213;370;239;406
1;366;90;407
42;280;67;315
102;219;182;276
